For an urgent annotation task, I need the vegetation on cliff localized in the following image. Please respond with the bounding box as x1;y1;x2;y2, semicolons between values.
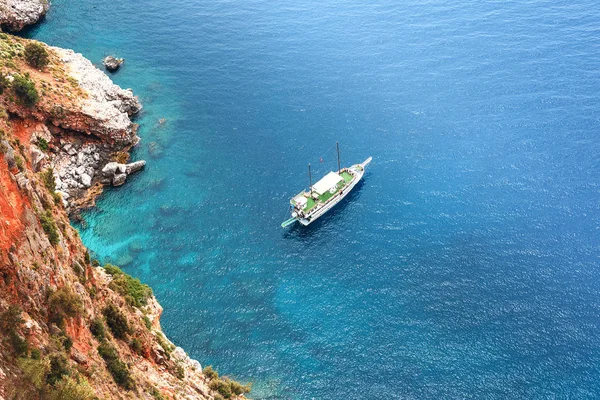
0;32;251;399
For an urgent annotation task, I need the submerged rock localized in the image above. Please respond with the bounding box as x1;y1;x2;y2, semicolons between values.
103;55;124;72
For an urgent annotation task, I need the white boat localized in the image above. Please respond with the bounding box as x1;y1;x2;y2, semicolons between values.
281;143;372;227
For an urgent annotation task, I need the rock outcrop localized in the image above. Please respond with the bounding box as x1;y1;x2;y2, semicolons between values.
0;35;146;216
103;55;124;72
52;47;142;144
0;0;48;31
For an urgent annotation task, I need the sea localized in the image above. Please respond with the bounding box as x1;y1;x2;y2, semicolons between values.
24;0;600;398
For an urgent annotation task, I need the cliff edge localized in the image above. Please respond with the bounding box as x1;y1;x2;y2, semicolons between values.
0;33;250;400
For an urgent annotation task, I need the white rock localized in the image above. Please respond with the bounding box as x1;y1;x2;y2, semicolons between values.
30;145;45;172
75;165;86;175
52;47;142;143
102;162;119;176
125;160;146;174
113;173;127;186
80;173;92;187
0;0;49;31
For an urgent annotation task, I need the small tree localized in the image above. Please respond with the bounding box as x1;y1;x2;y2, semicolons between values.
103;304;130;340
48;287;83;327
13;74;39;107
24;42;49;69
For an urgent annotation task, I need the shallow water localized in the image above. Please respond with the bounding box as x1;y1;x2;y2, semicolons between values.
26;0;600;398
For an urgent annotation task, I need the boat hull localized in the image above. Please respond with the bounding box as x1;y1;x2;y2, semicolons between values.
297;157;371;226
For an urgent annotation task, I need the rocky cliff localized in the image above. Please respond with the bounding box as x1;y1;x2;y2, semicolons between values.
0;33;250;400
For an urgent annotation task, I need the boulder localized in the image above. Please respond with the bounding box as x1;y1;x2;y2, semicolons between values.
30;146;46;172
101;162;119;177
0;0;49;31
103;56;124;72
125;160;146;174
80;173;92;187
113;173;127;186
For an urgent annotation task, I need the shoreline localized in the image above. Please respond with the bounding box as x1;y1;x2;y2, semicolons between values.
0;3;251;399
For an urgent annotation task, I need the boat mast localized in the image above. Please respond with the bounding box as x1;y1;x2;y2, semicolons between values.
336;141;341;173
308;163;312;192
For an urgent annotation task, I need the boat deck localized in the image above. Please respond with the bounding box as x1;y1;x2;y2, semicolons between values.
302;170;354;212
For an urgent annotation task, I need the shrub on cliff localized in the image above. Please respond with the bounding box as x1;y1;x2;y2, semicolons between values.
90;317;106;340
41;168;56;191
104;264;153;308
48;287;83;327
209;378;253;399
46;354;70;385
97;341;134;389
47;376;95;400
24;42;50;69
204;365;251;399
103;304;130;340
18;357;94;400
0;305;28;356
12;74;39;106
38;137;49;151
39;210;59;245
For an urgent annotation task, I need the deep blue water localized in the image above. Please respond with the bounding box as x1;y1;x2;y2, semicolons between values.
26;0;600;398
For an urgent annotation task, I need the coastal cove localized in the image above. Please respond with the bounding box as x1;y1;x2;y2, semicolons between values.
25;0;600;399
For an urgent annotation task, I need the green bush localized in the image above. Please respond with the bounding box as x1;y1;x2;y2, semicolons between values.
155;332;173;355
209;379;232;399
48;287;83;327
41;168;56;191
103;304;130;340
30;348;41;360
104;264;152;308
0;305;24;333
24;42;49;69
63;336;73;351
9;332;28;356
47;376;95;400
204;365;251;399
143;315;152;330
12;74;39;106
203;365;218;380
38;137;49;151
97;341;134;389
149;386;165;400
14;154;24;171
174;363;185;379
46;354;70;385
129;337;143;355
39;210;59;245
17;357;48;390
89;318;105;340
0;305;28;356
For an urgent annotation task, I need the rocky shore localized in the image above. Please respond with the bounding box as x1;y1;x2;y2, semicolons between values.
0;9;251;400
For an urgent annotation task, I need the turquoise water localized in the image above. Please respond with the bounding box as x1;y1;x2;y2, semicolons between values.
26;0;600;398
